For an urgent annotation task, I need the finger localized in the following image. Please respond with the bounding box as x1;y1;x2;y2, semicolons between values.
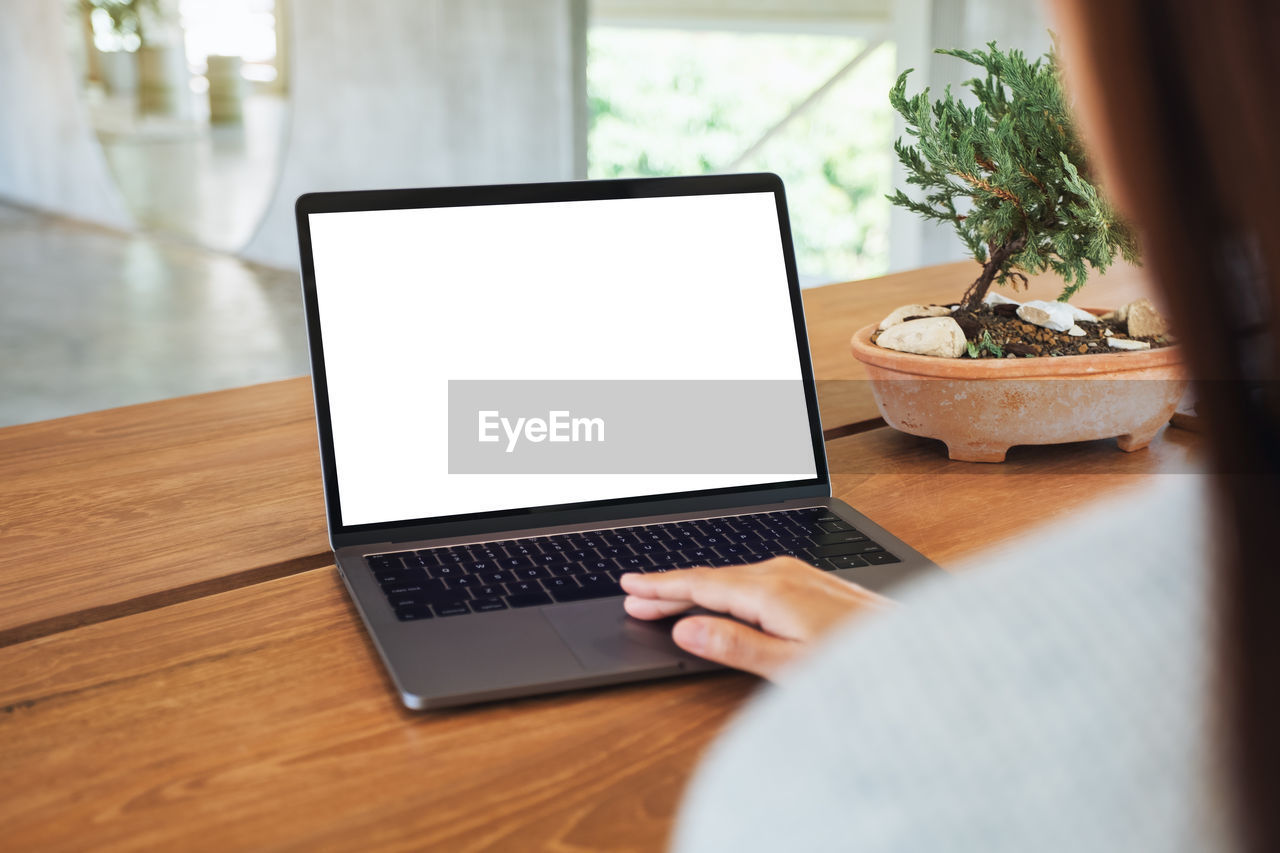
619;568;773;627
623;594;694;620
672;615;798;679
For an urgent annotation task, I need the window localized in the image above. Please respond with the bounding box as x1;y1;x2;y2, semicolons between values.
587;26;894;286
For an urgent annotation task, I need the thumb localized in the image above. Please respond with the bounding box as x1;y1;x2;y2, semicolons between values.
672;615;798;679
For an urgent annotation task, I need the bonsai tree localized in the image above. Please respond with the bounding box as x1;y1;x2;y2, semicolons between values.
889;42;1139;313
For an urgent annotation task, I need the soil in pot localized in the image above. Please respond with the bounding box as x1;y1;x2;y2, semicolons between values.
872;302;1175;359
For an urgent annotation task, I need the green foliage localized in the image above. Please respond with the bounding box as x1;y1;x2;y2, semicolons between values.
587;28;894;283
888;41;1139;309
966;329;1004;359
79;0;159;44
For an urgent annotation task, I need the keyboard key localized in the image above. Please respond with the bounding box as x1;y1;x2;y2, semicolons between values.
817;520;856;533
469;597;508;613
388;585;453;605
863;550;902;565
384;583;433;597
575;572;623;595
646;556;698;571
433;600;471;617
476;570;513;585
744;541;783;557
542;576;580;594
472;584;507;599
394;604;433;621
812;531;869;546
505;591;553;608
550;583;618;603
547;564;580;577
368;554;402;570
813;541;885;558
444;575;478;590
616;555;652;570
499;556;536;570
821;554;869;570
512;566;550;581
429;564;464;580
507;581;543;596
374;569;413;586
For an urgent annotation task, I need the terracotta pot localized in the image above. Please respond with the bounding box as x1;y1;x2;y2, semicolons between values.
849;313;1187;462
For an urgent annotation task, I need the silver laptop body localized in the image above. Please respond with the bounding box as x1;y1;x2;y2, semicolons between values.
295;173;941;709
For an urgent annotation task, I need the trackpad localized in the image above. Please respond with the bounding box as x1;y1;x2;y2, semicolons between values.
544;600;709;674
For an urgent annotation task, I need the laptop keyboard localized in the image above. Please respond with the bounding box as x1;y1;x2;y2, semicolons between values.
365;507;900;621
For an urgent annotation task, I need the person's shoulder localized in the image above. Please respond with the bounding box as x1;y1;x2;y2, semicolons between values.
674;476;1226;852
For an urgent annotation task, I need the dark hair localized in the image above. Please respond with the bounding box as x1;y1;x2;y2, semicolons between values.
1064;1;1280;849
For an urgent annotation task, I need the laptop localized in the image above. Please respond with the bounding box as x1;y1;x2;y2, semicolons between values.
295;173;941;710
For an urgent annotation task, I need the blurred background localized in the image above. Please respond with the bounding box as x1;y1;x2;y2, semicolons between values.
0;0;1049;427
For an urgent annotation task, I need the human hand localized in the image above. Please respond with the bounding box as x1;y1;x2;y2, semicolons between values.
620;557;894;679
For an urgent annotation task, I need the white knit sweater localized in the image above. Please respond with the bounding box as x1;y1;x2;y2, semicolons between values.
674;475;1232;852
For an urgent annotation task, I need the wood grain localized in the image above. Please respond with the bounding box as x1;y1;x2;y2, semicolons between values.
0;378;330;646
0;424;1206;851
0;568;757;853
0;259;1160;646
0;379;1206;851
803;260;1155;430
828;422;1204;565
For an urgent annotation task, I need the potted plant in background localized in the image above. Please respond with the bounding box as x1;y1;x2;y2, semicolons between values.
80;0;151;96
81;0;189;117
849;42;1185;462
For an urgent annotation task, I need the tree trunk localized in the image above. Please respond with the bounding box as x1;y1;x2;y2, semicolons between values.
959;235;1028;313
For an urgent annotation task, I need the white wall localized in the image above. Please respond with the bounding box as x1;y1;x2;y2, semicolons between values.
0;1;132;228
241;0;587;268
889;0;1051;271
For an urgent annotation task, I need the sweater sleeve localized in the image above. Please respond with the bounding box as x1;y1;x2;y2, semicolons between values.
671;476;1229;853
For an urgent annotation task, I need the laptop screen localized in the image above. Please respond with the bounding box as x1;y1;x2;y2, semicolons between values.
304;180;822;530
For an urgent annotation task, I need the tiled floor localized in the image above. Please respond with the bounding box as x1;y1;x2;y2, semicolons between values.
0;203;309;427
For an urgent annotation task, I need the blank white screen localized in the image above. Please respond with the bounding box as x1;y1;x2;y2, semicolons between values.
310;191;818;526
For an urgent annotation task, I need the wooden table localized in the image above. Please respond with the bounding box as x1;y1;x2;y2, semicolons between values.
0;262;1193;851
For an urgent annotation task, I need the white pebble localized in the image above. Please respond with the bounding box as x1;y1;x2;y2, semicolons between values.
1107;338;1151;351
1017;300;1077;333
878;303;952;331
875;317;967;358
1061;303;1101;323
983;292;1021;307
